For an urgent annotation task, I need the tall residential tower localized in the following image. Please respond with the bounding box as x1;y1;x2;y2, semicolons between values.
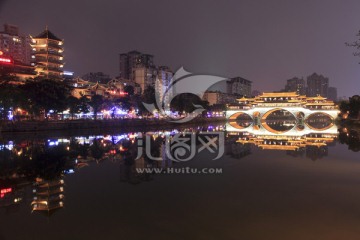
306;73;328;97
119;50;154;80
285;77;306;95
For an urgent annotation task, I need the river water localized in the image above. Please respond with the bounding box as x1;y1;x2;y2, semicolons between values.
0;121;359;240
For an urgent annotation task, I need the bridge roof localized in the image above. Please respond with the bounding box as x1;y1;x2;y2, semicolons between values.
305;102;335;105
237;97;255;102
306;96;327;100
259;92;299;97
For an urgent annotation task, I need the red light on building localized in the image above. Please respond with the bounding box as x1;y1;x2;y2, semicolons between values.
0;57;12;64
0;188;12;198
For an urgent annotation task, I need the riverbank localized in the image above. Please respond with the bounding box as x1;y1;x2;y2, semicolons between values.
0;117;226;134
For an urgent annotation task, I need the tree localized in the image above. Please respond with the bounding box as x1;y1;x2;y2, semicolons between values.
171;93;209;114
339;95;360;119
21;79;72;119
346;31;360;61
78;96;90;115
142;86;156;105
138;86;157;116
349;95;360;118
89;94;104;120
67;96;81;119
124;85;135;96
0;83;26;120
104;97;132;118
339;101;350;114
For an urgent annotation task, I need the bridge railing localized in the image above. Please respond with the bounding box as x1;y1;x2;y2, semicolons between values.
306;106;338;110
256;103;302;108
227;105;252;110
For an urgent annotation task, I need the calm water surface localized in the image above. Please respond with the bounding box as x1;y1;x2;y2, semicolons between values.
0;122;359;240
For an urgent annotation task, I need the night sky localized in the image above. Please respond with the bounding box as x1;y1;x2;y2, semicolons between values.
1;0;360;97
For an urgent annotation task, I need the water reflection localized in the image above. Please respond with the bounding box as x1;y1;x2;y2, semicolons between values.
228;131;336;161
32;178;64;216
338;127;360;152
0;121;359;218
226;116;341;161
306;112;334;130
264;109;297;132
0;125;225;216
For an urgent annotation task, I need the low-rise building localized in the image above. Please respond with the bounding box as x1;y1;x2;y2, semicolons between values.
203;91;237;105
82;72;111;84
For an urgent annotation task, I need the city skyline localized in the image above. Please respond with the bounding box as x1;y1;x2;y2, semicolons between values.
1;0;360;98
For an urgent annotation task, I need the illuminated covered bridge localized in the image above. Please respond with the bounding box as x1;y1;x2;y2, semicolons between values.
226;92;339;134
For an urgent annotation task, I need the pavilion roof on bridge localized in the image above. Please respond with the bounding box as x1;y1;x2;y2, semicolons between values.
305;102;335;106
237;96;255;102
306;95;327;100
259;92;299;97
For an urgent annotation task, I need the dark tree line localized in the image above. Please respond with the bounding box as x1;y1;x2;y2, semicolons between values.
0;78;132;121
139;86;210;116
339;95;360;119
0;78;211;121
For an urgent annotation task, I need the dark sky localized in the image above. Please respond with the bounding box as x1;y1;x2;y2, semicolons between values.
1;0;360;97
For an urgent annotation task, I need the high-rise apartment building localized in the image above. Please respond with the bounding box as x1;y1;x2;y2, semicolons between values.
119;50;154;80
0;24;32;65
285;77;306;95
327;87;338;102
156;66;173;108
133;66;157;93
226;77;252;97
307;73;328;97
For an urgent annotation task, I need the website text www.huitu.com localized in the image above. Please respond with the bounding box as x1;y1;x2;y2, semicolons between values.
136;167;223;175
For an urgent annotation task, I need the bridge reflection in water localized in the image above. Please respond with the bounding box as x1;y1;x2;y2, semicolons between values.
1;125;359;219
226;106;338;161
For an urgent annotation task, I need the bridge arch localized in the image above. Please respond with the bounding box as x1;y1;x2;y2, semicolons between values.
260;108;297;134
228;112;253;130
305;112;335;131
228;112;253;121
260;108;297;121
